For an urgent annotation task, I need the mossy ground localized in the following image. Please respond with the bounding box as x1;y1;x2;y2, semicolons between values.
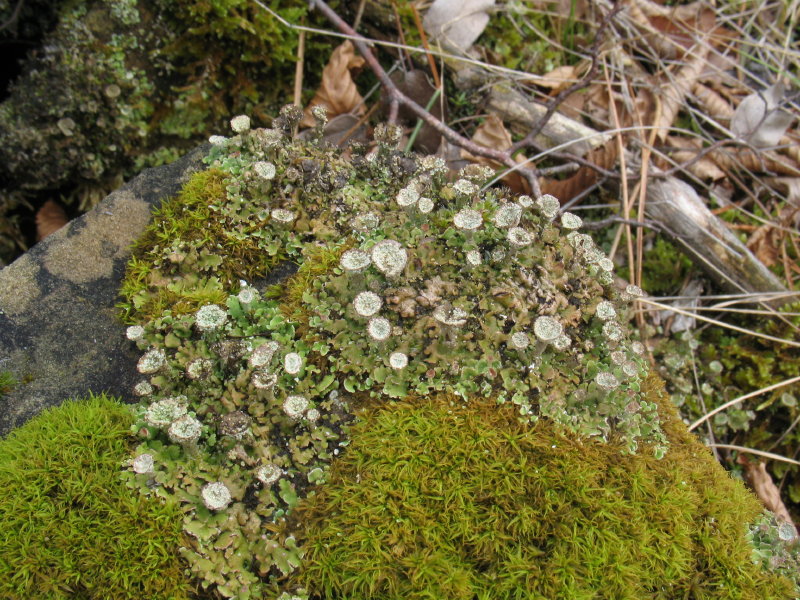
285;376;794;599
118;167;292;323
0;394;194;600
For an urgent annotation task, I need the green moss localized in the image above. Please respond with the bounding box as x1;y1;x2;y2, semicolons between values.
118;167;294;323
286;378;794;599
0;393;193;600
0;371;16;398
620;237;693;295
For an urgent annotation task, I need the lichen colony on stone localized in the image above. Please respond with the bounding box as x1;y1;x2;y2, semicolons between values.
122;105;668;600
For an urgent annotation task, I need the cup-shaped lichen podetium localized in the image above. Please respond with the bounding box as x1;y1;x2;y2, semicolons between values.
532;315;564;361
370;239;407;280
432;302;469;347
453;207;482;246
218;410;252;444
340;248;371;289
167;414;203;457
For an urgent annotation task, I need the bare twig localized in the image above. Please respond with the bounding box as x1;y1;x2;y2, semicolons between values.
509;4;623;155
309;0;543;196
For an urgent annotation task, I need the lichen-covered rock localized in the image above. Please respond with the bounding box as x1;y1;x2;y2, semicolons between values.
117;109;799;599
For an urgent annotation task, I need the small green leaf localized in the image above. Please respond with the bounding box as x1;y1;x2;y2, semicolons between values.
316;374;336;394
279;478;298;509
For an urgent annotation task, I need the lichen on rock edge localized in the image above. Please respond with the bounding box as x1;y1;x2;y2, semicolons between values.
118;107;797;599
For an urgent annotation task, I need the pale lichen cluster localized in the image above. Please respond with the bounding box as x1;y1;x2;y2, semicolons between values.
122;106;669;599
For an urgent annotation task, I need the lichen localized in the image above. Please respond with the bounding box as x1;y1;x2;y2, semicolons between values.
116;108;795;598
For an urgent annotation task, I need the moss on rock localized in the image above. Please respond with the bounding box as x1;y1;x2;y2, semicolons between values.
0;393;193;600
112;108;798;598
285;377;794;599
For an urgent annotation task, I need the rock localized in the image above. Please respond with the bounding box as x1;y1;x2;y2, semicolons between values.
0;145;208;437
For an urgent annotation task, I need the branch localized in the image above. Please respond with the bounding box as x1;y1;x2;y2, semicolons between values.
508;3;623;155
309;0;542;196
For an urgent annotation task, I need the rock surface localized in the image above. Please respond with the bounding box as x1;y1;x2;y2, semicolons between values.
0;145;208;437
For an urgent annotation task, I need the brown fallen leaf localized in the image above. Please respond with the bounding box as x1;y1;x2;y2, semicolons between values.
739;455;796;526
666;135;725;180
541;142;618;202
530;64;581;92
461;114;530;194
691;83;734;120
36;200;68;241
746;201;800;268
301;41;365;128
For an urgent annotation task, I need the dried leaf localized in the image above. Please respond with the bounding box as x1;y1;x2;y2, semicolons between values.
301;41;365;128
628;1;734;60
540;142;618;202
711;146;800;177
655;48;708;141
423;0;495;52
667;136;725;180
731;82;795;148
691;83;734;120
462;114;530;194
740;457;796;526
35;200;68;241
532;65;580;91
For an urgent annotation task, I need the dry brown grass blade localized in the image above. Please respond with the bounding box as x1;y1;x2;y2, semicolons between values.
35;200;67;241
301;40;366;127
739;455;796;526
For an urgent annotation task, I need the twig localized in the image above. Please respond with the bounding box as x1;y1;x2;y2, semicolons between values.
293;30;305;107
309;0;542;196
580;216;660;231
508;4;623;156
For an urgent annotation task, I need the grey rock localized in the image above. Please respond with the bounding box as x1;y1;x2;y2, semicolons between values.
0;145;209;437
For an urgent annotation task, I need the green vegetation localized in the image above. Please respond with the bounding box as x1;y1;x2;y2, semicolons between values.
287;378;795;599
0;393;192;600
113;108;796;598
620;237;693;295
0;370;16;397
655;304;800;510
